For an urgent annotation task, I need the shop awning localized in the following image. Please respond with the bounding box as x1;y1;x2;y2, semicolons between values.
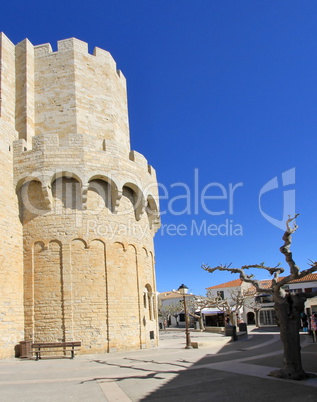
199;308;223;315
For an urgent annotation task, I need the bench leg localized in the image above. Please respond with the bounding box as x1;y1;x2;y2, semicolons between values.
35;351;40;361
71;349;74;359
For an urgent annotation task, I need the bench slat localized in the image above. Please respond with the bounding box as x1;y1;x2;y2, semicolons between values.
32;342;81;348
31;341;81;360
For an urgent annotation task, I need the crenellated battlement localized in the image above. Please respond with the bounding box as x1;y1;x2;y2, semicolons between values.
33;42;53;56
1;34;129;149
34;37;123;81
13;133;155;178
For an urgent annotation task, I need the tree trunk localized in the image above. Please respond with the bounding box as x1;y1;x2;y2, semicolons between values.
269;297;308;380
230;312;237;326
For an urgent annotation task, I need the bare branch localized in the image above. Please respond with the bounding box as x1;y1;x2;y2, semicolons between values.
158;301;183;320
201;263;233;274
286;213;300;233
277;263;317;289
279;213;301;281
202;263;274;293
242;263;284;276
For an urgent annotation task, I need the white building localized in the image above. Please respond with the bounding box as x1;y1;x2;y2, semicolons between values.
206;274;317;326
206;279;254;326
158;291;195;328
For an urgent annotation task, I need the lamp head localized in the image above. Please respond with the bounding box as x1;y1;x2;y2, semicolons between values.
178;284;189;295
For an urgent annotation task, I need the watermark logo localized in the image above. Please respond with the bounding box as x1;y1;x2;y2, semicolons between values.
159;219;243;237
17;166;295;238
258;168;295;230
158;169;243;216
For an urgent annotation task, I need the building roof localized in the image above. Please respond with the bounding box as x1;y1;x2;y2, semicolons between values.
206;279;243;290
206;273;317;290
289;273;317;283
158;291;192;300
257;274;317;288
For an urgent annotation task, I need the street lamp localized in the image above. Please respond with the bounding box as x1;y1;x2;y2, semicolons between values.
178;284;192;349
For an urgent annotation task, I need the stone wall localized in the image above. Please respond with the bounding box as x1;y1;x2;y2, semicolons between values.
33;38;130;150
0;33;24;359
0;33;160;357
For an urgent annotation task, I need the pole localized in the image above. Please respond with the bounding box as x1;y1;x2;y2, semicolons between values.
183;294;192;349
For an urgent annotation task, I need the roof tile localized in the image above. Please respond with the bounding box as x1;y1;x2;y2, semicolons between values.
206;273;317;290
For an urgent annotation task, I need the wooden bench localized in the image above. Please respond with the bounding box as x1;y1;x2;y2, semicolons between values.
31;341;81;361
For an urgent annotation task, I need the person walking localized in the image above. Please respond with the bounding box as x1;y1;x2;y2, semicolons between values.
310;312;317;342
300;312;308;333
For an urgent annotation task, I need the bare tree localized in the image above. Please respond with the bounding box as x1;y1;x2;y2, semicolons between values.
245;298;262;327
206;288;255;326
202;215;317;380
158;301;183;328
185;290;254;330
185;296;211;330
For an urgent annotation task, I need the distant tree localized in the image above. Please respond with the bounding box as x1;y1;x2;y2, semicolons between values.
202;215;317;380
206;288;255;326
158;301;183;328
245;298;262;327
185;290;254;330
185;296;211;330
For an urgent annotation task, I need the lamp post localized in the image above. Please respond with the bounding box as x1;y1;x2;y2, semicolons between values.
178;284;192;349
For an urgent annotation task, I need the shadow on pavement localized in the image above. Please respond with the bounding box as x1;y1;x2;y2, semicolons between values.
80;327;317;401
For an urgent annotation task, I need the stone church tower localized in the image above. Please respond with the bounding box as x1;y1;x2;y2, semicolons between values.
0;33;160;358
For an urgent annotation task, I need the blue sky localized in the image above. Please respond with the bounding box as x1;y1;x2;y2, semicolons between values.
2;1;317;295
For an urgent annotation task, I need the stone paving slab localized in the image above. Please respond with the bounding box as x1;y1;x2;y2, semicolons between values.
0;327;316;401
